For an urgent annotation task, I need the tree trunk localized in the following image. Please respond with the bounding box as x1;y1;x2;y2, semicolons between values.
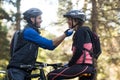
91;0;98;33
15;0;21;30
78;0;99;80
91;0;98;80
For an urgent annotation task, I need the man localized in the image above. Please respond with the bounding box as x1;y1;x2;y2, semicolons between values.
7;8;73;80
47;10;95;80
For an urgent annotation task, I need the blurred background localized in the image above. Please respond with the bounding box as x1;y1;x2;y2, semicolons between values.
0;0;120;80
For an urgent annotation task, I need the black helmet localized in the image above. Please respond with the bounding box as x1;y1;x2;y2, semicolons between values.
63;10;86;21
23;8;42;21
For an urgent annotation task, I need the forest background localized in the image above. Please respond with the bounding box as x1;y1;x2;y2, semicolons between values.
0;0;120;80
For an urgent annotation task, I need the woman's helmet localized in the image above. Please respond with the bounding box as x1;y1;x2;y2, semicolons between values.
63;10;86;22
23;8;42;22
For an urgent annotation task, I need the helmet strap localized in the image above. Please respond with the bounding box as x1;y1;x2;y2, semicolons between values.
71;19;79;29
32;17;38;28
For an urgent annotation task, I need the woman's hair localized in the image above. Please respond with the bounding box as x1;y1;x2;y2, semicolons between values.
74;18;84;26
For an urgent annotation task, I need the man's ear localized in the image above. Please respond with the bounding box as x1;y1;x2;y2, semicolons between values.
30;17;35;23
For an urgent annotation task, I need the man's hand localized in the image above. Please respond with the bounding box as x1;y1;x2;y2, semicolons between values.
64;29;73;37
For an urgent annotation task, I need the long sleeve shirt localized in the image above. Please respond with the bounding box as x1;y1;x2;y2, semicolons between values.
23;27;56;50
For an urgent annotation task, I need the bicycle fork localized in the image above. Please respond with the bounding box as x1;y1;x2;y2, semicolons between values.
39;69;46;80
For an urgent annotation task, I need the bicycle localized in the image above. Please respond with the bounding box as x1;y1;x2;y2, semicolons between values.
20;62;94;80
20;62;63;80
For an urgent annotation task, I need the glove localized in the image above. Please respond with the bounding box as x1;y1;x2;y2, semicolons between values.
63;63;68;67
64;29;73;37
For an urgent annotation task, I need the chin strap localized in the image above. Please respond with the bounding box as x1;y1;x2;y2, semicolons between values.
71;19;79;29
34;17;37;27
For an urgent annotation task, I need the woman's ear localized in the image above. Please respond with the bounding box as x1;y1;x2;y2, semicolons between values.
30;17;35;23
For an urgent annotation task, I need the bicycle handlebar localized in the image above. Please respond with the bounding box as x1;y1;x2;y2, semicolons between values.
20;62;63;70
19;62;63;79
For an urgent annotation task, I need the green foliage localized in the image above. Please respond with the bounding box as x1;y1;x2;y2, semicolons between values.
57;0;73;25
90;0;120;80
0;0;10;74
0;8;11;20
0;25;10;69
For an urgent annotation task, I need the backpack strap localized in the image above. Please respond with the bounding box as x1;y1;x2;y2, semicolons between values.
82;50;86;63
13;31;19;52
83;48;93;57
83;29;95;65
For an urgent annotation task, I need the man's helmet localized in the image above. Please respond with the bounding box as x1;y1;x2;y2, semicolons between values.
23;8;42;21
63;10;86;22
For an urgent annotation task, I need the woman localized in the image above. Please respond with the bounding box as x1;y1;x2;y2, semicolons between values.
47;10;95;80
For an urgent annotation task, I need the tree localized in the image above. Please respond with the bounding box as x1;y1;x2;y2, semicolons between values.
8;0;21;30
91;0;98;80
76;0;120;80
0;0;22;71
57;0;73;25
86;0;120;80
96;0;120;80
0;0;11;77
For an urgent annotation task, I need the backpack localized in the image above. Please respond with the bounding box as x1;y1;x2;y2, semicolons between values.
84;30;102;60
10;30;22;57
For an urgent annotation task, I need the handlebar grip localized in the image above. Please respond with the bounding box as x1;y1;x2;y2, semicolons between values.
20;65;32;68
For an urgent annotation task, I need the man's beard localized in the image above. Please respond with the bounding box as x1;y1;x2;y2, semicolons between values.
35;24;41;28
